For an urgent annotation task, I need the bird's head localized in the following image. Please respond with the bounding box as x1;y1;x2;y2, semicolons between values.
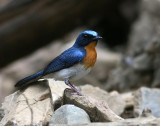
73;30;102;47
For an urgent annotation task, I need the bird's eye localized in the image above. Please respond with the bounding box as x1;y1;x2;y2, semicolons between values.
83;34;88;39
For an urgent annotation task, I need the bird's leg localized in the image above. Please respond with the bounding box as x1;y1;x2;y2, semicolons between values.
65;79;84;96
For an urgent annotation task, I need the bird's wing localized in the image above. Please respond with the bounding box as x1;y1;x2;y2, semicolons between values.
43;47;86;75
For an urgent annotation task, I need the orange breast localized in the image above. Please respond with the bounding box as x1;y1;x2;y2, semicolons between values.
83;41;97;70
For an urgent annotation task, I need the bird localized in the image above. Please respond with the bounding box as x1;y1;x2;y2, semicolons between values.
15;30;102;95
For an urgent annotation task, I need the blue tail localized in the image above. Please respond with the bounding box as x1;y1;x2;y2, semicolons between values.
15;70;44;87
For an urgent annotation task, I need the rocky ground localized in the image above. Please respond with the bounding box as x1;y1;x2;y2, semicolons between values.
1;80;160;125
1;0;160;125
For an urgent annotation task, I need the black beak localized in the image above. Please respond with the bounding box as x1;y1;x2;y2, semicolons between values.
93;36;103;40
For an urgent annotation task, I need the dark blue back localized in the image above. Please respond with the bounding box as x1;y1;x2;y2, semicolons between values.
43;47;86;75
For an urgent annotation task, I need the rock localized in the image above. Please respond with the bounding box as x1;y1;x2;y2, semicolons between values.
106;67;147;92
145;35;160;54
152;59;160;87
63;88;123;122
105;55;153;92
120;92;134;119
48;79;68;109
0;40;63;106
0;108;4;121
89;111;157;126
49;104;90;125
121;92;134;109
132;53;153;71
0;81;53;126
49;108;159;126
78;85;126;116
133;87;160;117
127;0;160;56
152;68;160;87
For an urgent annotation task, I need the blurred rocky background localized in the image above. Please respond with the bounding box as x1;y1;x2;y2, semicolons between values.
1;0;160;125
0;0;140;105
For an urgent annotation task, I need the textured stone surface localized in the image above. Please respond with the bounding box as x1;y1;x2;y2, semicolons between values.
0;81;53;126
50;104;90;125
50;110;159;126
152;59;160;87
121;92;134;108
0;108;4;122
48;79;68;109
133;87;160;117
120;92;135;119
78;85;125;116
63;89;123;122
2;79;160;125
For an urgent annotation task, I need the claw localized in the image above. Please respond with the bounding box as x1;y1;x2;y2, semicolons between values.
65;79;84;96
71;92;79;95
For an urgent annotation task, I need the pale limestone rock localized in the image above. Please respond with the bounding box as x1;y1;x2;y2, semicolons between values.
63;88;124;122
78;85;126;116
50;104;90;124
0;82;52;126
48;79;68;109
50;109;159;126
121;92;134;108
120;92;135;118
0;109;4;122
0;41;63;105
133;87;160;118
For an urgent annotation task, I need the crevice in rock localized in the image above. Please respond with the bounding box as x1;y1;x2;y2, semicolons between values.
22;94;33;125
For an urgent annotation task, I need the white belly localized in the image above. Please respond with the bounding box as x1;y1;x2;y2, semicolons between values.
43;63;91;81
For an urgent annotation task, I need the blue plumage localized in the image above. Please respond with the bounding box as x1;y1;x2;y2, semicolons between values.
15;30;102;94
83;31;98;36
15;46;86;87
15;70;43;87
43;47;86;75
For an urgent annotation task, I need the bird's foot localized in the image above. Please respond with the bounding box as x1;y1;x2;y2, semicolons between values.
71;92;80;95
71;90;85;96
65;79;84;96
